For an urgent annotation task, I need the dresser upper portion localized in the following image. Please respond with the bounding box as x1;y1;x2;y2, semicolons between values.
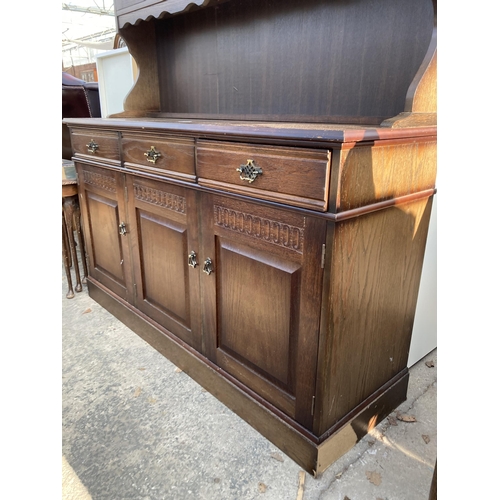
112;0;437;127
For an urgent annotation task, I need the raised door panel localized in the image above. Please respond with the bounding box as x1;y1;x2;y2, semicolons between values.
216;240;300;389
200;194;326;429
127;175;202;351
76;162;132;301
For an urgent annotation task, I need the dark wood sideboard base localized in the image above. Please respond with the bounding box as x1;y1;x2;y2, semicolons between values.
88;278;409;476
65;0;436;480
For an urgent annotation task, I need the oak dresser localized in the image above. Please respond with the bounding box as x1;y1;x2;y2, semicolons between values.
64;0;437;475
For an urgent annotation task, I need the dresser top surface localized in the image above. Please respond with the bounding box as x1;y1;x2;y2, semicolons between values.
63;117;437;145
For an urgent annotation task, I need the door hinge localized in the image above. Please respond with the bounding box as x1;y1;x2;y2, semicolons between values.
311;395;316;416
321;244;326;268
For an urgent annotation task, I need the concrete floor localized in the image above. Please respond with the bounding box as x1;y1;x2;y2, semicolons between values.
62;264;437;500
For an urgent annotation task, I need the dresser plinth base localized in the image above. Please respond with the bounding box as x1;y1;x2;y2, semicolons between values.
87;279;408;476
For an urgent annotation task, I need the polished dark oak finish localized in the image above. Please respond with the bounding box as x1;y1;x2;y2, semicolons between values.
126;175;202;350
315;198;433;436
200;194;326;428
76;162;133;302
86;277;409;475
197;141;331;211
65;0;437;476
155;0;432;122
71;128;120;165
117;0;435;125
122;132;196;181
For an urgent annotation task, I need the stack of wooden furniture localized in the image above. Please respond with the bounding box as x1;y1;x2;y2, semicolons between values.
62;159;88;299
64;0;437;475
62;73;100;297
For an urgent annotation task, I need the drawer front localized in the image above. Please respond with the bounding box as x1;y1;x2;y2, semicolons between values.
70;128;120;164
122;132;196;181
196;141;331;211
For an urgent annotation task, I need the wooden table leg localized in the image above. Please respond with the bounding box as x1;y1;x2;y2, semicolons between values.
62;195;83;293
62;213;75;299
73;201;88;283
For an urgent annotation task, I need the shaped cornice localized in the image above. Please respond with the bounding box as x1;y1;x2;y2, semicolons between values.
116;0;231;28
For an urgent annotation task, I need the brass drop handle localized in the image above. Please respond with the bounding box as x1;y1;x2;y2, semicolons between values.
188;251;198;269
236;159;263;183
118;222;127;236
203;258;213;275
86;139;99;153
144;146;162;164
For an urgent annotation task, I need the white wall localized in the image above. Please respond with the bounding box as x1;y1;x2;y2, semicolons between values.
408;197;437;366
95;47;136;117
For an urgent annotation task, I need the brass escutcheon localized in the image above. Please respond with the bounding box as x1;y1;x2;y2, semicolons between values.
86;139;99;153
144;146;161;164
203;258;213;275
236;159;263;183
188;251;198;268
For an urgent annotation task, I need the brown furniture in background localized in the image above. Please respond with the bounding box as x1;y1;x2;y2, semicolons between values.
62;160;88;299
62;72;101;160
62;73;100;296
64;0;437;476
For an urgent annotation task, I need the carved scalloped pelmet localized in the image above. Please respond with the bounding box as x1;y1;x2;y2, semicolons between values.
116;0;230;28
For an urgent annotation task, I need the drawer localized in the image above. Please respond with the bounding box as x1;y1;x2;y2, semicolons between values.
122;132;196;182
70;128;120;165
196;141;331;211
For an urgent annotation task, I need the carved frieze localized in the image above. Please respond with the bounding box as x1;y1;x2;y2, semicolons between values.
133;184;186;214
82;170;117;192
214;205;304;253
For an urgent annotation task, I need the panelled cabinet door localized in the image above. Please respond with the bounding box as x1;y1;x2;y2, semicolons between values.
76;162;133;301
126;175;202;351
200;194;326;429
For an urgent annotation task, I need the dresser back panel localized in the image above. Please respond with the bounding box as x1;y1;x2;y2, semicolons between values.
154;0;434;123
